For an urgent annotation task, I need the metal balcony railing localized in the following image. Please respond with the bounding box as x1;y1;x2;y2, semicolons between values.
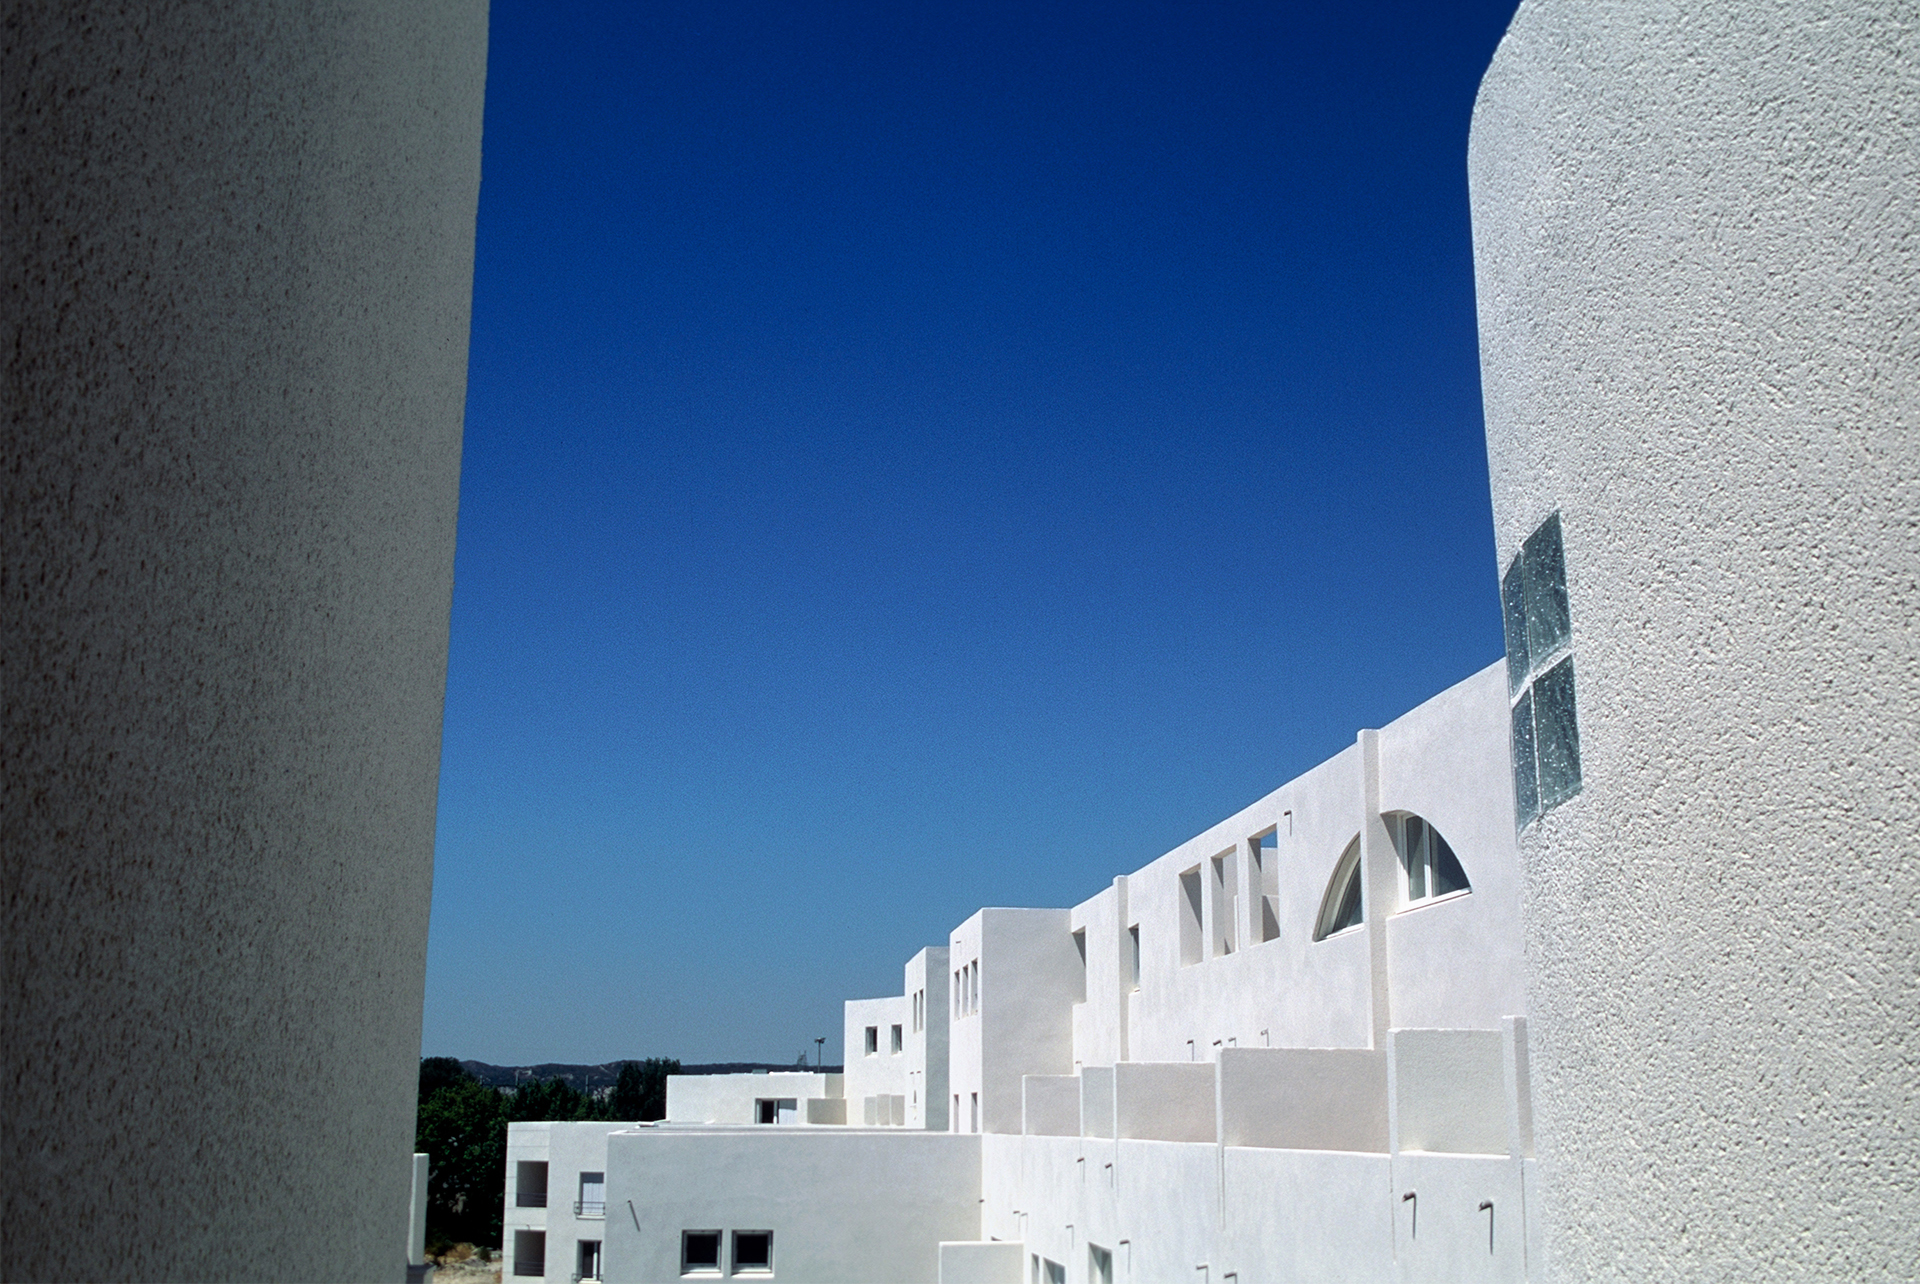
574;1199;606;1217
515;1191;547;1208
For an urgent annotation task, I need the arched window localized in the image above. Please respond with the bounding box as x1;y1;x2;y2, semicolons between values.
1312;837;1364;941
1392;813;1469;904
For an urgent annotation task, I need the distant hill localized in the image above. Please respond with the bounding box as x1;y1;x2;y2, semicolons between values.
456;1059;844;1091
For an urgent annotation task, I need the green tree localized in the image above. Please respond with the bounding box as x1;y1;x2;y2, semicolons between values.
418;1056;471;1101
610;1058;678;1121
415;1075;508;1247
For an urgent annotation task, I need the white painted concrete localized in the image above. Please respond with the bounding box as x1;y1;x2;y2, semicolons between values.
505;1122;641;1284
3;4;486;1280
604;1129;982;1283
938;1240;1025;1284
665;1072;842;1125
1389;1030;1510;1157
1470;3;1919;1277
1215;1047;1387;1152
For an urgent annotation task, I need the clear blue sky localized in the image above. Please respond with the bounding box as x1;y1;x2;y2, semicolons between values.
424;0;1524;1067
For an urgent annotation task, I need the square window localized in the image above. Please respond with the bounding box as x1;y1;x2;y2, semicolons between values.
681;1229;722;1274
732;1229;773;1273
512;1230;545;1278
514;1160;548;1208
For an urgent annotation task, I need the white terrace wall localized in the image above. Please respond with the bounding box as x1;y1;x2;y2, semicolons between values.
1470;3;1918;1279
604;1129;982;1283
2;6;487;1281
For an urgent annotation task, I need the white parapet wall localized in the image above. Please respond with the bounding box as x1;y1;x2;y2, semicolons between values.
1216;1047;1388;1153
938;1240;1026;1284
604;1128;983;1283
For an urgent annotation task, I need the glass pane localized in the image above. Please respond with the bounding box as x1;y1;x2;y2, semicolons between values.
1432;829;1470;896
1522;514;1571;662
1403;817;1427;900
1511;690;1539;827
1502;555;1530;693
1534;656;1583;808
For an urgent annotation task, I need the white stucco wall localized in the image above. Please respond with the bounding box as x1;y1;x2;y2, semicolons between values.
844;994;911;1123
906;946;952;1130
1470;3;1918;1278
604;1128;982;1283
1378;666;1528;1032
665;1071;841;1125
2;6;486;1281
505;1122;639;1283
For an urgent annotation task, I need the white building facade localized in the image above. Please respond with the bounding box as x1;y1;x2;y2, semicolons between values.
509;663;1543;1282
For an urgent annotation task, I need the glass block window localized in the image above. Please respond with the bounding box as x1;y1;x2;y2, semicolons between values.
1504;513;1582;826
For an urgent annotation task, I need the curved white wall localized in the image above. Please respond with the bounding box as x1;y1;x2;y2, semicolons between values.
1469;3;1918;1278
2;5;487;1280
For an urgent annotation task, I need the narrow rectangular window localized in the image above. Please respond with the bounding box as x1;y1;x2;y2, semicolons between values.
891;1023;903;1054
1212;850;1237;956
1534;656;1584;806
1254;828;1281;942
953;1094;959;1131
970;1091;979;1133
1511;688;1539;825
1502;556;1530;694
1071;928;1087;1003
1179;867;1203;965
970;960;979;1013
1522;513;1571;661
1128;925;1141;990
864;1025;878;1055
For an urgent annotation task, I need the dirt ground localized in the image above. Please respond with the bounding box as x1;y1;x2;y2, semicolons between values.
428;1245;501;1284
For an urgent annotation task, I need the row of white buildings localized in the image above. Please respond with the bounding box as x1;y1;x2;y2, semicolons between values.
503;648;1550;1282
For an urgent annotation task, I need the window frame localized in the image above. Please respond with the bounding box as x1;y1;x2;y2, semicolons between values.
1389;813;1471;910
730;1229;774;1275
1312;837;1364;942
680;1229;723;1275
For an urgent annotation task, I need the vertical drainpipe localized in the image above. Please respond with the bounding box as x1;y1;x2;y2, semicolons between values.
1358;729;1393;1049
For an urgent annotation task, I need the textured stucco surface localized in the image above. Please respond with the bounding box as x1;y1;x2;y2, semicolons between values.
2;5;487;1281
1469;2;1917;1278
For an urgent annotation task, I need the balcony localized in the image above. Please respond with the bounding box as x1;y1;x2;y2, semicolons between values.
574;1199;605;1217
